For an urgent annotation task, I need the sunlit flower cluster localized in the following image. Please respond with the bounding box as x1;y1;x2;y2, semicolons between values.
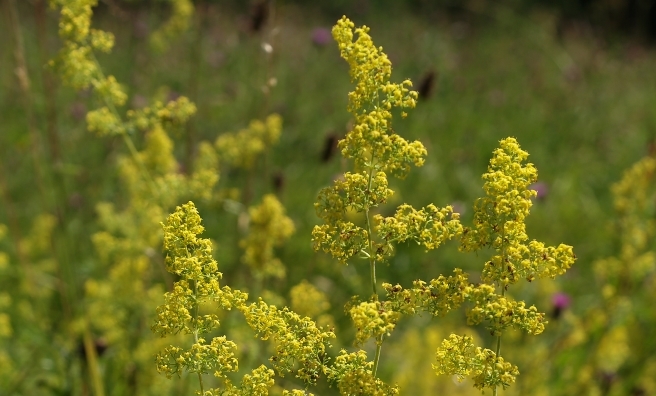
240;194;295;280
290;280;332;324
434;334;519;390
461;138;576;286
150;0;194;52
239;299;335;384
331;17;424;177
216;114;283;169
327;350;399;395
349;300;400;346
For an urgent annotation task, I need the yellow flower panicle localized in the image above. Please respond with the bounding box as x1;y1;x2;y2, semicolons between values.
461;137;576;286
384;271;545;336
155;337;238;379
153;202;247;380
434;334;519;390
127;96;198;133
282;390;315;396
212;365;276;396
312;221;368;265
349;300;400;346
465;285;545;336
239;299;335;385
383;269;470;317
150;0;194;52
240;194;295;280
289;280;332;324
331;17;424;178
607;156;656;279
327;350;399;395
315;171;393;224
374;204;462;260
313;17;460;269
50;0;125;101
216;114;283;169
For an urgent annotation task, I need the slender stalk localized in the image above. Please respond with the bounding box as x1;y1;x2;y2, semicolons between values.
34;0;60;164
87;51;158;195
83;328;106;396
364;152;384;376
493;225;508;396
493;305;503;396
7;0;74;318
192;276;204;394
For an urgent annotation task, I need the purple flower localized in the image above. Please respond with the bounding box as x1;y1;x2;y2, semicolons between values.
551;292;571;319
311;28;332;47
552;292;571;309
529;181;549;201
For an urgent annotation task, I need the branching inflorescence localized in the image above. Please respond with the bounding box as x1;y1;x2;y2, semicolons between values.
312;16;576;395
148;15;576;396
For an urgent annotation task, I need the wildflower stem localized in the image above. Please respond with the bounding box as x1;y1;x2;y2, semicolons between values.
192;278;204;394
373;335;383;377
88;51;158;195
493;327;502;396
494;226;508;396
365;153;385;378
365;154;378;298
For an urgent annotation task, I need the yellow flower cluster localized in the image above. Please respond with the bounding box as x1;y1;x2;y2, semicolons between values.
216;114;283;169
115;124;218;208
282;390;315;396
313;17;458;272
50;0;127;112
384;270;544;336
374;204;462;259
434;334;519;390
315;171;393;224
215;365;276;396
461;137;576;286
349;300;401;346
312;221;369;264
331;17;424;178
153;202;248;384
154;202;246;334
240;194;295;280
155;337;238;379
465;285;545;336
150;0;194;52
239;299;335;384
327;350;399;395
383;269;470;317
290;280;331;320
604;156;656;280
128;97;198;133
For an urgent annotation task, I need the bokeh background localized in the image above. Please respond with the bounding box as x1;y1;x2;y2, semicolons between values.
1;0;656;395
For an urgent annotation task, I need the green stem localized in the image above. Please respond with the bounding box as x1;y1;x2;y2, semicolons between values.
493;320;502;396
192;278;204;394
493;225;508;396
364;153;384;377
373;335;383;377
87;51;158;195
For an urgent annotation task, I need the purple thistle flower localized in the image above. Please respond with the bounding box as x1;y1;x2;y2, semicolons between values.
311;28;332;47
551;292;571;319
529;181;549;201
552;292;571;309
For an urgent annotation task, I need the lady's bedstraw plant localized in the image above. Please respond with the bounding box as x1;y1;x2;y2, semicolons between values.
153;202;334;395
312;17;576;395
313;16;462;393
